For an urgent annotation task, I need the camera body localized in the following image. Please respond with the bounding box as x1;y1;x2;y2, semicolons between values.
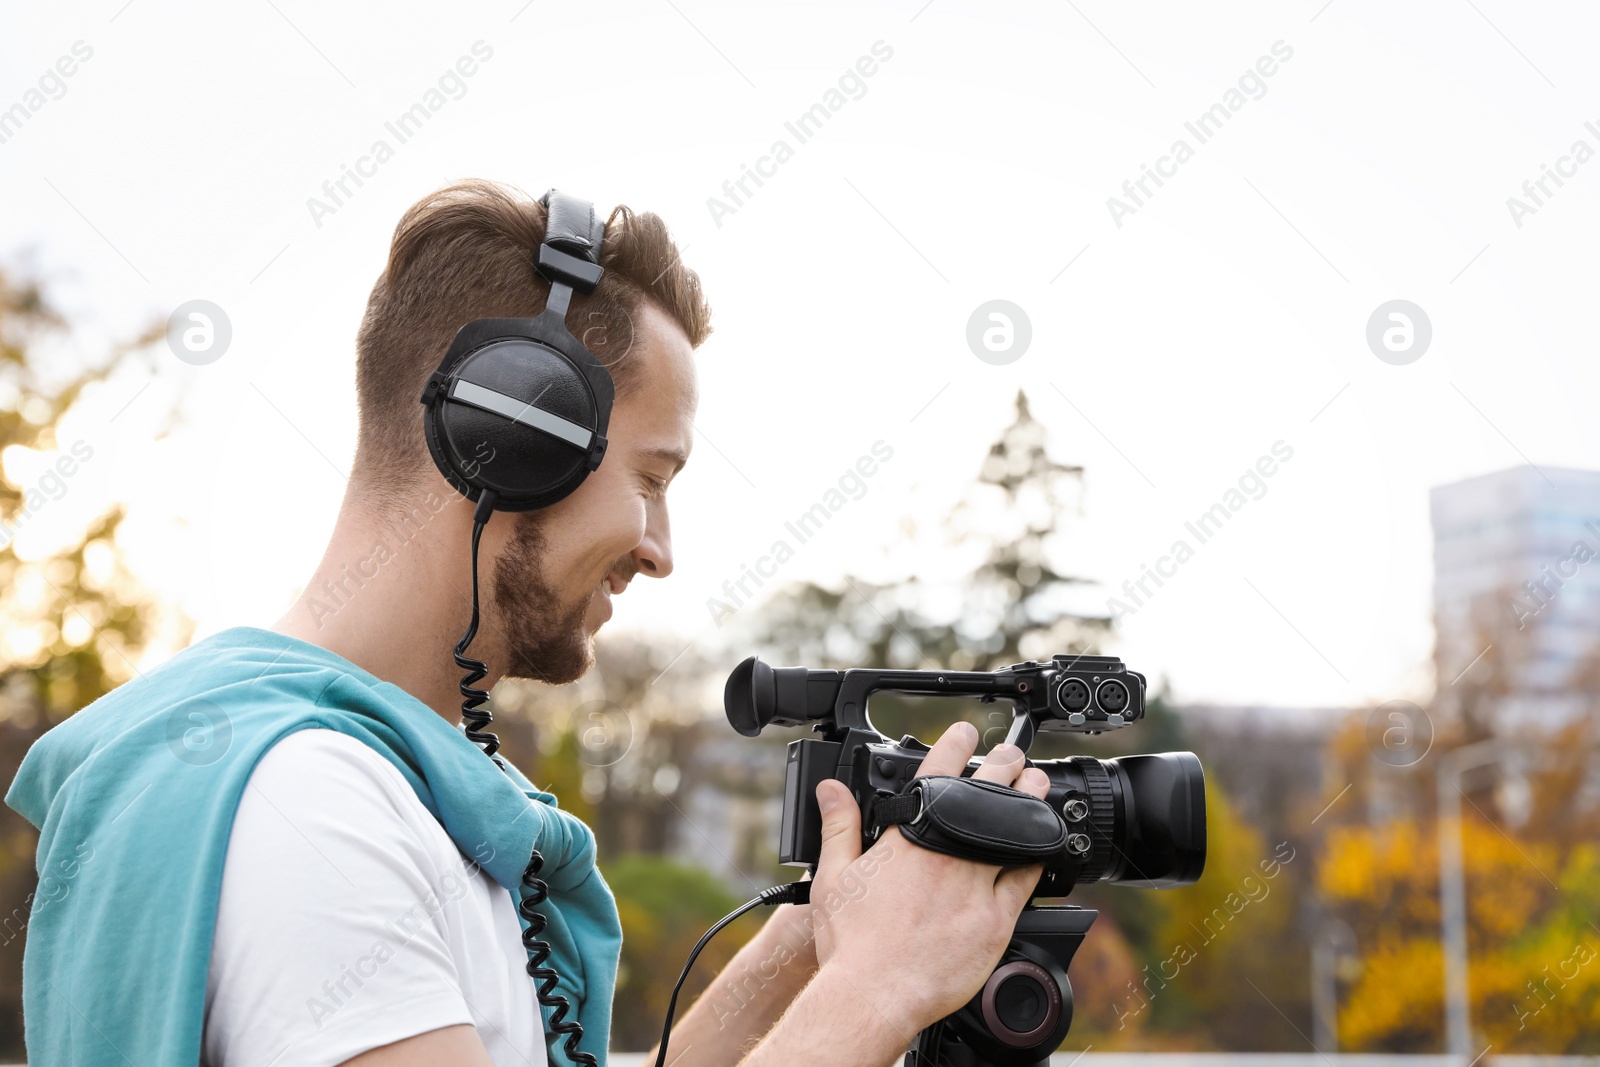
726;653;1207;1066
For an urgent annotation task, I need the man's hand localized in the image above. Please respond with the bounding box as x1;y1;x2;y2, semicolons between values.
735;722;1049;1065
800;721;1048;1044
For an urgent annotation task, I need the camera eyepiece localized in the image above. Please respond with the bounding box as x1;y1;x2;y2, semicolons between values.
723;656;772;737
723;656;843;737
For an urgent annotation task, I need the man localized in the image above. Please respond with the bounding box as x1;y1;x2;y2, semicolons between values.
8;180;1048;1066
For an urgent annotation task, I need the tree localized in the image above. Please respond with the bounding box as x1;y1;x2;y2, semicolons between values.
1317;809;1597;1051
1132;784;1303;1048
496;633;744;866
749;389;1110;676
0;264;172;1059
1310;585;1600;1053
601;853;764;1052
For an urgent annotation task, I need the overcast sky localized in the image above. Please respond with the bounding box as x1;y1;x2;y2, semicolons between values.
3;0;1598;711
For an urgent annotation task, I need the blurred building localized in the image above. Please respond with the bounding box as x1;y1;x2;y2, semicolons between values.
1431;464;1600;720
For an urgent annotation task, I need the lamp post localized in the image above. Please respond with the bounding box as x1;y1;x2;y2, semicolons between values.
1311;915;1358;1053
1436;738;1505;1062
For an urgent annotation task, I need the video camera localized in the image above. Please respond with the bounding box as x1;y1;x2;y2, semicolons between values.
726;653;1206;1067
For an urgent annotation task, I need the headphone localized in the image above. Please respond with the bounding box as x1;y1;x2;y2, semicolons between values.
420;187;615;512
416;187;612;1067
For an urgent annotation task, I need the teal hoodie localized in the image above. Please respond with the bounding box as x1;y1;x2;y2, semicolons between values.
4;626;621;1066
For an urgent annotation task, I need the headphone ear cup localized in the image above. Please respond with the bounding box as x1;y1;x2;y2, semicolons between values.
425;337;604;511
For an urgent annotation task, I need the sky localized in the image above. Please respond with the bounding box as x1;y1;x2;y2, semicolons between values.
3;0;1599;711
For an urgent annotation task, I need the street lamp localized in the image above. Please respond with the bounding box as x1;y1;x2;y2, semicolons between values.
1436;737;1505;1062
1311;915;1358;1053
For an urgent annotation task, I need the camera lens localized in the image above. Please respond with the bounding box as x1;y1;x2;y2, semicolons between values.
1037;751;1206;888
980;960;1061;1046
1105;751;1206;886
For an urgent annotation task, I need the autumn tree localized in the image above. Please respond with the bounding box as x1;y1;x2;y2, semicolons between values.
749;389;1110;675
0;264;174;1059
1313;583;1600;1053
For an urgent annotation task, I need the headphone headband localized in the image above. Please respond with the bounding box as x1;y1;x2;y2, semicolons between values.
537;189;606;294
419;186;617;512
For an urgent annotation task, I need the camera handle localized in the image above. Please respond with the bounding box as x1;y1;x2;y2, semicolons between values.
823;670;1041;772
864;775;1067;864
828;669;1034;740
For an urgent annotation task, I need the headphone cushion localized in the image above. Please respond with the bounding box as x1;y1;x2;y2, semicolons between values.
432;338;600;509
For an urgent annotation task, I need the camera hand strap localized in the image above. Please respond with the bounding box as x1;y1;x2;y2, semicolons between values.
865;775;1067;867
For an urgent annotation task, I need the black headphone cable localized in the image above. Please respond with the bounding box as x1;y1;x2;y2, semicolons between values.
454;486;597;1067
651;880;811;1067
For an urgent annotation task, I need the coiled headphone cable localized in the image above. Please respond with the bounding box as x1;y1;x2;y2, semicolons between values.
455;488;597;1067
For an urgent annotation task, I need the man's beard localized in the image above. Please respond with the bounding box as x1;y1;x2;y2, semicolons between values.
491;512;594;686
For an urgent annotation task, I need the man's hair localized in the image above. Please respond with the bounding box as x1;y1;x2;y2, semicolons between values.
351;179;712;497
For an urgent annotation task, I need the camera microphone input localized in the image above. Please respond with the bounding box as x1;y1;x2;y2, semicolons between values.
1057;678;1091;713
1095;678;1130;715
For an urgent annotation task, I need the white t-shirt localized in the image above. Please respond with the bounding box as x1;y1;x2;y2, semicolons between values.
202;728;547;1067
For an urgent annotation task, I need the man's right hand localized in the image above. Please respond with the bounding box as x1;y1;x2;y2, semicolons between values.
800;720;1049;1047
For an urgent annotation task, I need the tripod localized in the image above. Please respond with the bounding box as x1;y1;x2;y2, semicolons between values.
903;906;1097;1067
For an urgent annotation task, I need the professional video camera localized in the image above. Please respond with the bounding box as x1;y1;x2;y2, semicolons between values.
725;653;1207;1067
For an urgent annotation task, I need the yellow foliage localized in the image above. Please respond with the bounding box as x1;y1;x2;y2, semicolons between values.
1339;938;1443;1049
1064;915;1144;1043
1137;782;1301;1048
1318;813;1592;1052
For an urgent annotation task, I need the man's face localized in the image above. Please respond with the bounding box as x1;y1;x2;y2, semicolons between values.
490;301;697;685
